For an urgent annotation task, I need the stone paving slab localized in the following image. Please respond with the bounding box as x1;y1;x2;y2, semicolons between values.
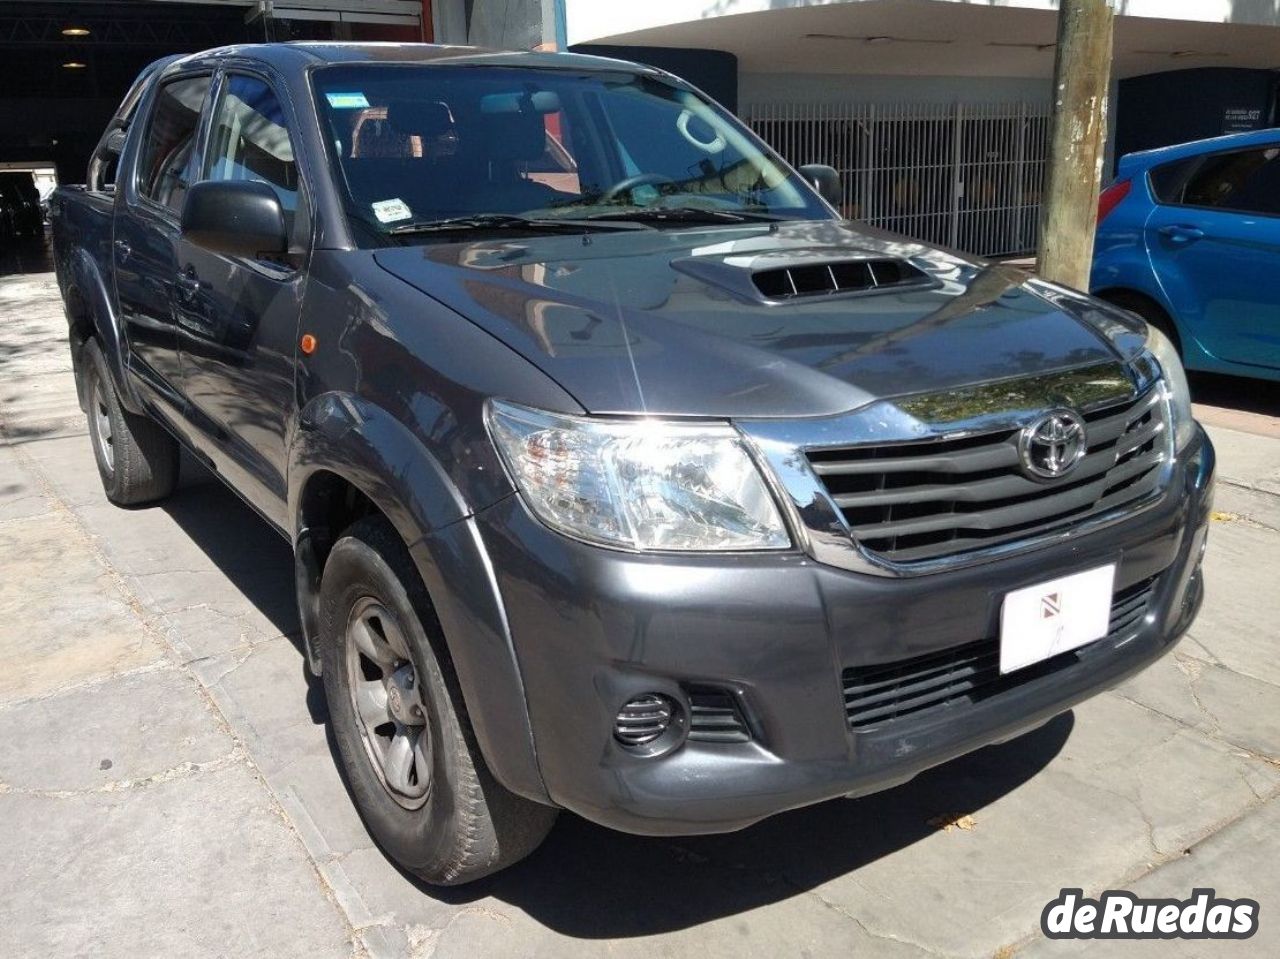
0;762;353;958
0;506;164;703
1208;424;1280;495
1021;794;1280;957
1179;518;1280;690
0;664;230;791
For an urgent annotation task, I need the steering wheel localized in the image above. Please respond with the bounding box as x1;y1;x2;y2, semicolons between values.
600;173;677;204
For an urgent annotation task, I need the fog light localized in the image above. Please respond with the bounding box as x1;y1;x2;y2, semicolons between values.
614;694;680;748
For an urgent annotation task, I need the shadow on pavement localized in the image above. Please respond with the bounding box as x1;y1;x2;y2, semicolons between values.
0;234;54;278
460;713;1071;936
162;455;333;725
153;417;1072;937
1189;371;1280;418
164;453;301;639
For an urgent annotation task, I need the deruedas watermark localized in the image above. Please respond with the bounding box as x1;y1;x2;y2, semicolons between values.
1041;888;1259;940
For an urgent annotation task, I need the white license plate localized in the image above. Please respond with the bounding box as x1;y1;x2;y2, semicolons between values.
999;564;1116;674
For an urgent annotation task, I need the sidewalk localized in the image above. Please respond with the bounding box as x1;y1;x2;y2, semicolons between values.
2;271;1277;958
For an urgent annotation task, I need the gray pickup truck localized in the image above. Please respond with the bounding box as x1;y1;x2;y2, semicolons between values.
51;42;1214;884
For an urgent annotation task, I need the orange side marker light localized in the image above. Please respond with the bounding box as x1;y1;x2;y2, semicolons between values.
300;334;318;355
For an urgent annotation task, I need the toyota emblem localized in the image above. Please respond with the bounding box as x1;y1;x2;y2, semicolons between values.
1019;410;1087;480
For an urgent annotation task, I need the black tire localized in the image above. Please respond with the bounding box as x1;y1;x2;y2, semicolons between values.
320;515;557;885
80;339;179;506
1100;290;1182;355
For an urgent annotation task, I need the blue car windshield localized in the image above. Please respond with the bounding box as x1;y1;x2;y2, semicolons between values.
311;63;831;242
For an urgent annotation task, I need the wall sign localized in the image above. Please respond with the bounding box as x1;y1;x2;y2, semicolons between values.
1222;107;1264;134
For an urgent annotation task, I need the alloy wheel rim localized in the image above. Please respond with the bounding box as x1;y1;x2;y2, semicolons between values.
90;380;114;472
345;597;432;809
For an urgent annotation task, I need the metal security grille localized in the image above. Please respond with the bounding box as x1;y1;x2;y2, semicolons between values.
747;101;1053;258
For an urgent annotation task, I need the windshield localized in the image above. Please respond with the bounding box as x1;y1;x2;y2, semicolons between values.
311;63;832;243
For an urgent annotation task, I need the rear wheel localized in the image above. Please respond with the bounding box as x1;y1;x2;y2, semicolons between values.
80;339;179;506
320;515;557;885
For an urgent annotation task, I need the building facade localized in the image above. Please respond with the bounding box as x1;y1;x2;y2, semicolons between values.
5;0;1276;257
435;0;1280;257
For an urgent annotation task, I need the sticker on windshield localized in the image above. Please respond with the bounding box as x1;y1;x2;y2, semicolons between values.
325;91;370;109
372;198;413;224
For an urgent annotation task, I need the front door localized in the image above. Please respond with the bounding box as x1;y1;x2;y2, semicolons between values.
1145;142;1280;371
176;72;309;529
114;73;212;416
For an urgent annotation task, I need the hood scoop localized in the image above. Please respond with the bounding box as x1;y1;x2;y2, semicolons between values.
752;257;932;301
672;247;936;305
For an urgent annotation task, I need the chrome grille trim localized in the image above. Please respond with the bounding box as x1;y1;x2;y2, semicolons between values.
738;360;1172;577
810;388;1166;564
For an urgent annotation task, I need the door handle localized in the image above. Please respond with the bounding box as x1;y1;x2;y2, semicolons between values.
113;239;131;261
1159;224;1205;244
174;267;201;302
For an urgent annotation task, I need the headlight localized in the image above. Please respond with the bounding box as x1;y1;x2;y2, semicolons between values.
1144;325;1195;451
486;400;790;551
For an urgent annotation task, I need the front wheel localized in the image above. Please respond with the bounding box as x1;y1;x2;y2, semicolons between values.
320;516;557;885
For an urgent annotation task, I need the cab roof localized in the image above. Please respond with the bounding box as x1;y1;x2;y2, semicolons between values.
162;41;657;77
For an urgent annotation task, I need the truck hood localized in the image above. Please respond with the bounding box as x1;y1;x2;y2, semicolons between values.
374;220;1124;418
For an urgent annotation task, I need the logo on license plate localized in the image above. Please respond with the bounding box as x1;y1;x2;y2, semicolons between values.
1041;592;1061;619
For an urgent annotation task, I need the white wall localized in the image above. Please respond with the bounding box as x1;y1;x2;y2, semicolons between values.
564;0;1280;46
740;72;1053;108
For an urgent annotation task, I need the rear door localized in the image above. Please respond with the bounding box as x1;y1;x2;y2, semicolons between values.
1145;143;1280;370
114;73;213;414
175;71;309;528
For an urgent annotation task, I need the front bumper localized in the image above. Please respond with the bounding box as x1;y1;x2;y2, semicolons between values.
476;426;1214;836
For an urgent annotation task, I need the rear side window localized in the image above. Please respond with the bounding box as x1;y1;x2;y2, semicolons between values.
1147;156;1198;205
136;75;212;213
1178;146;1280;216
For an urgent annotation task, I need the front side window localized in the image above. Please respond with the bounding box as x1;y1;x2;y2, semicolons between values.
136;75;212;213
311;64;830;244
203;74;301;217
1174;146;1280;216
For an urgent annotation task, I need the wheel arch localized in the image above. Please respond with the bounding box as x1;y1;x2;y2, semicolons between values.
1093;285;1184;352
63;247;143;414
289;393;548;802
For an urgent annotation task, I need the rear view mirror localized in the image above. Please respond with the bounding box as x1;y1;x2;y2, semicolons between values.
181;179;287;259
799;164;842;207
480;90;562;115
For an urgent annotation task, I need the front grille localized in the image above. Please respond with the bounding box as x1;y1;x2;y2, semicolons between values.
806;387;1166;565
841;575;1159;731
685;686;752;743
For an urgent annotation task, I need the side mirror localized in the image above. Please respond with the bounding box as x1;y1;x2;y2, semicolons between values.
181;179;287;259
799;163;842;207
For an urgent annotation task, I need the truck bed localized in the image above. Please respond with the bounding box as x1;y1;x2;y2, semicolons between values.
49;184;115;301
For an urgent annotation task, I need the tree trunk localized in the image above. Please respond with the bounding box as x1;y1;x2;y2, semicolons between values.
1036;0;1115;290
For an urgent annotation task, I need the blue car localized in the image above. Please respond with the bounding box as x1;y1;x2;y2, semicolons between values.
1091;129;1280;381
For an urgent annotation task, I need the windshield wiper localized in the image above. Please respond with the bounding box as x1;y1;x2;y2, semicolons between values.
387;213;648;236
582;207;780;225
